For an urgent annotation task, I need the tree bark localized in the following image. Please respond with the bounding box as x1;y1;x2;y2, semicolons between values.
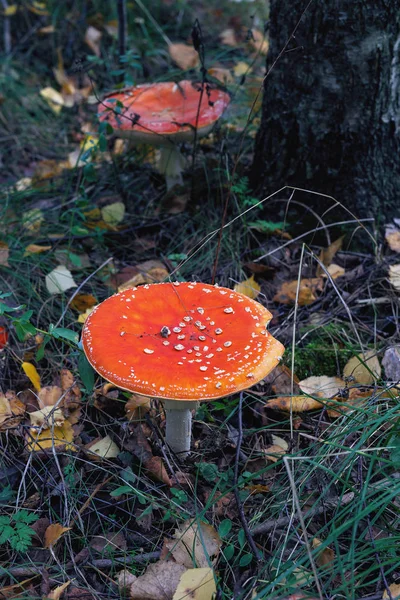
251;0;400;219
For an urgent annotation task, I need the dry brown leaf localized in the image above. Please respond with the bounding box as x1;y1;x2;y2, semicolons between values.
32;159;65;183
317;236;344;275
44;523;71;548
126;394;151;421
0;241;10;267
24;244;52;256
38;385;62;408
0;577;38;599
326;387;372;418
343;350;381;384
47;581;71;599
323;263;345;279
116;569;137;594
273;278;323;305
383;583;400;600
0;395;12;426
0;393;25;431
169;43;199;70
207;67;234;84
266;364;300;396
385;225;400;253
165;520;222;568
27;421;75;452
265;395;326;412
130;560;187;600
70;293;98;312
91;531;127;554
173;568;216;600
263;444;286;463
312;538;335;568
144;456;172;486
234;275;260;299
85;26;102;57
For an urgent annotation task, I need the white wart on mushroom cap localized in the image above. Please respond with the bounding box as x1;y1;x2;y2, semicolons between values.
82;282;284;401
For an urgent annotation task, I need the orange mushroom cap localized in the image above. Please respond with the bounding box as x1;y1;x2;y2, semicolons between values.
98;81;230;143
82;282;284;401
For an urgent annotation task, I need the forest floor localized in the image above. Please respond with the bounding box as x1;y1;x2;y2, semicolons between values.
0;1;399;599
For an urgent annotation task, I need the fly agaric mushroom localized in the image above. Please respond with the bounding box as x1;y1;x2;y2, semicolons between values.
81;282;284;456
98;81;230;188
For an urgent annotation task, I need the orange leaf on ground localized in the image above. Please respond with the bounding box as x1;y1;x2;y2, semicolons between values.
44;523;71;548
169;43;199;70
273;278;323;305
265;395;325;412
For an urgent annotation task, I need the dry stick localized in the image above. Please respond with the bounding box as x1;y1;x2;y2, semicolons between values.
211;0;315;284
233;392;263;562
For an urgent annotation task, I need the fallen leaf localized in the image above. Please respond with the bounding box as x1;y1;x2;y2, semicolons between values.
299;375;345;398
169;43;199;70
385;225;400;253
326;386;372;418
343;350;381;385
22;208;44;232
316;236;344;275
263;444;286;462
46;265;77;294
233;61;252;77
32;159;64;183
266;364;300;396
44;523;71;549
91;531;127;554
24;244;52;256
220;28;239;47
22;362;41;391
15;177;32;192
266;395;326;412
38;385;62;408
85;435;120;459
27;421;75;452
173;567;216;600
0;393;25;431
130;561;187;600
85;26;102;56
126;394;151;420
3;4;18;15
234;275;260;299
77;307;95;323
29;406;64;429
70;293;98;312
116;570;137;594
207;67;234;84
0;241;10;267
389;264;400;292
144;456;172;486
46;581;71;599
165;520;222;568
40;86;65;114
0;577;38;599
323;263;345;279
273;278;323;305
248;29;269;55
312;538;335;568
271;434;289;451
383;583;400;600
38;24;55;34
101;201;125;227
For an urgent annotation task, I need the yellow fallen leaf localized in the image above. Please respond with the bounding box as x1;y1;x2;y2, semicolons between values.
249;29;269;55
343;350;381;385
27;420;75;452
233;61;252;77
266;395;325;412
24;244;52;256
4;4;17;16
22;208;44;232
40;86;65;114
15;177;32;191
85;435;120;459
0;396;12;426
383;583;400;600
312;538;335;568
22;362;41;391
208;67;234;84
173;567;216;600
273;278;323;305
299;375;345;398
27;1;49;15
44;523;71;548
77;307;95;323
323;263;345;279
316;236;344;275
165;520;222;568
29;406;64;429
263;444;286;463
234;275;260;299
169;43;199;70
101;201;125;227
46;581;71;600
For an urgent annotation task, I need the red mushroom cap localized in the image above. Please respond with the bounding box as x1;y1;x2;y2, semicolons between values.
82;282;284;401
98;81;230;143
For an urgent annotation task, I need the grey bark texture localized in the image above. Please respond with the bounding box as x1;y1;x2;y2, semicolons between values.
251;1;400;219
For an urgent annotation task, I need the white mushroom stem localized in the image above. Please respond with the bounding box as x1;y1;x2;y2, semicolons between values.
157;146;188;189
163;399;196;456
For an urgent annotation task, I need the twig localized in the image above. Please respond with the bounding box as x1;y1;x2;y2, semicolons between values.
0;552;161;578
0;0;11;55
233;392;263;562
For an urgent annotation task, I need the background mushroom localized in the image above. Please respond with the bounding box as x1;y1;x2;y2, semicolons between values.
98;80;231;188
82;282;284;456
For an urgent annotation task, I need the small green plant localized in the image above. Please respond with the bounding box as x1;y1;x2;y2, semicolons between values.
0;510;39;552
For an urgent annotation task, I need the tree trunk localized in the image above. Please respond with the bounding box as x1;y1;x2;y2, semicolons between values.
251;0;400;219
